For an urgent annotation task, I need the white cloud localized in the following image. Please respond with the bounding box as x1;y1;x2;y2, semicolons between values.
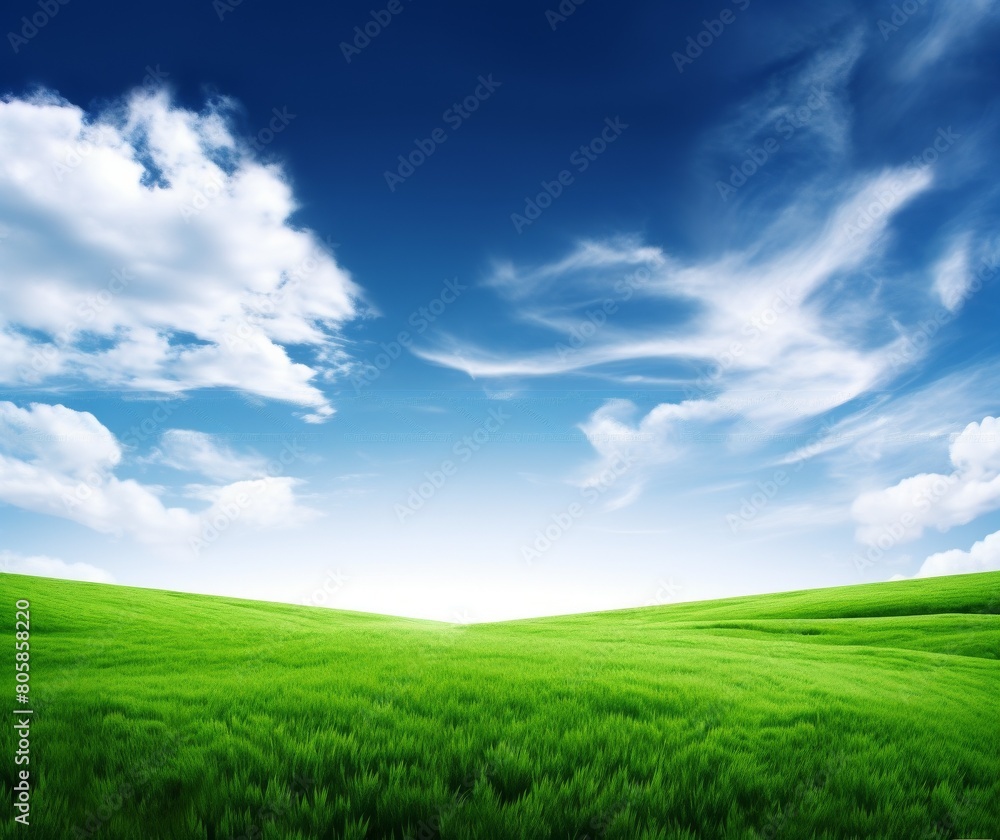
0;400;121;476
949;415;1000;479
484;235;668;304
0;551;115;584
851;416;1000;545
0;401;318;552
776;365;1000;475
932;235;972;312
0;89;365;421
897;0;998;79
411;31;997;514
577;398;727;507
437;165;932;509
186;477;318;530
417;166;931;390
916;529;1000;578
150;429;268;482
707;36;863;166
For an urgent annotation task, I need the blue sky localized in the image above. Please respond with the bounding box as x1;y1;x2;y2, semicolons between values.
1;0;999;620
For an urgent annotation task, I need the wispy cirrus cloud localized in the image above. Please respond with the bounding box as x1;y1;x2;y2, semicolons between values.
419;165;934;505
411;23;1000;513
894;0;999;80
703;35;863;172
417;164;930;383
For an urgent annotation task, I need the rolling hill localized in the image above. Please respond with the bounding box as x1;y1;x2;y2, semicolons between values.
1;571;998;839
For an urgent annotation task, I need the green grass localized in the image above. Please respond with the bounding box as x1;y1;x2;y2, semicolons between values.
1;572;998;839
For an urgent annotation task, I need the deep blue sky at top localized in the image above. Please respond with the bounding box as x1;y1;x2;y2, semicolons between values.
0;4;876;362
4;0;996;389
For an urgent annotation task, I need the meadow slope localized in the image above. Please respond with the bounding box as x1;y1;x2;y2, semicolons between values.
0;572;998;839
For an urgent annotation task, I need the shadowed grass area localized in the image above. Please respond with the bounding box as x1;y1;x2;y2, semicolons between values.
0;572;998;839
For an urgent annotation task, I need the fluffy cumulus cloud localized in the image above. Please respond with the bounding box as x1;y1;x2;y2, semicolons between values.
0;88;365;422
851;417;1000;546
916;529;1000;578
0;550;115;584
0;401;318;554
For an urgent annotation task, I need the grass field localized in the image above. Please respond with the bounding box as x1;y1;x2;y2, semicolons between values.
1;572;998;839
